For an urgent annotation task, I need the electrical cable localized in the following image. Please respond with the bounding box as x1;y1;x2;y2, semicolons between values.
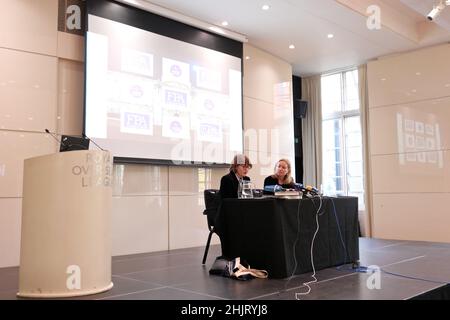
295;194;323;299
283;196;304;292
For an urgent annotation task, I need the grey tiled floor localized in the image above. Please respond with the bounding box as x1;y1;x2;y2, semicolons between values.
1;238;449;300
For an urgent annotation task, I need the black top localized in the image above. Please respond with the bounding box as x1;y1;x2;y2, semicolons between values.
264;176;296;189
219;172;251;199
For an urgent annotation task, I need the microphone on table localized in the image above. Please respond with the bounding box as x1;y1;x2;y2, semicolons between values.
293;183;306;192
294;183;320;195
264;185;284;193
305;185;320;194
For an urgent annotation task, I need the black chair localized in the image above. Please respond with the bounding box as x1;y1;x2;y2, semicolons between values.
202;189;221;264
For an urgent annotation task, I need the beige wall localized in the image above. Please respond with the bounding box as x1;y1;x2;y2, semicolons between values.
367;44;450;242
243;45;296;188
0;2;294;267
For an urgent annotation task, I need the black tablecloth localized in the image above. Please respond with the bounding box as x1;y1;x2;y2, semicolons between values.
217;196;359;278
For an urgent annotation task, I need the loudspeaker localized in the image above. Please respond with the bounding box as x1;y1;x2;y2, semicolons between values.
294;100;307;118
292;75;302;100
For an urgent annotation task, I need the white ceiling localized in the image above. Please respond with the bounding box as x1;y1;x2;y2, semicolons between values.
139;0;450;77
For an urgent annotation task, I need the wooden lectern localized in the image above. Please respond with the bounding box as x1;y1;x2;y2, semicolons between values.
17;150;113;298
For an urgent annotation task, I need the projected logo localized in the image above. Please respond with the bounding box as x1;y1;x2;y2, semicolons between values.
170;65;182;77
120;109;153;135
162;58;190;86
197;118;222;142
397;112;443;168
204;99;215;111
121;48;154;77
107;72;154;107
164;89;188;109
170;121;182;133
162;110;190;139
192;90;226;117
129;85;144;98
193;66;222;91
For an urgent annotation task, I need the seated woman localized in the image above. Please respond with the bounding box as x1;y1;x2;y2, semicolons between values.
219;154;252;199
264;159;296;189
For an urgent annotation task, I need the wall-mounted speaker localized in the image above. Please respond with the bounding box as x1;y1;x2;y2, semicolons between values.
294;99;307;118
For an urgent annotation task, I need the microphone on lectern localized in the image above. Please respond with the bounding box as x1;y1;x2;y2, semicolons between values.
81;132;105;151
45;128;67;148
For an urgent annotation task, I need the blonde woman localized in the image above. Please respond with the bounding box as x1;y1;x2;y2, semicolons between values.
264;159;296;189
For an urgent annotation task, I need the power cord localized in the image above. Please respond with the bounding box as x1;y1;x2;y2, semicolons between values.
284;196;303;292
329;197;349;265
294;194;323;299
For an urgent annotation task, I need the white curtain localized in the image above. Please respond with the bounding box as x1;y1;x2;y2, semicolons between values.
301;75;322;188
358;64;372;237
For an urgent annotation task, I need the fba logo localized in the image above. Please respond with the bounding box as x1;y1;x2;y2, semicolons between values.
58;0;86;36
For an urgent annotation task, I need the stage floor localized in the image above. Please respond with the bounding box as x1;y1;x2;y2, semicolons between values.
1;237;449;300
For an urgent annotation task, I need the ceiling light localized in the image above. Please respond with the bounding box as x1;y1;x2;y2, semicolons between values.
262;5;270;10
327;34;334;39
289;44;295;49
245;56;251;60
221;21;228;26
415;72;421;76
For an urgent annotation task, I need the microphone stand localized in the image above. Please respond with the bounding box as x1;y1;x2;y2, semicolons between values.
45;129;67;149
82;133;105;151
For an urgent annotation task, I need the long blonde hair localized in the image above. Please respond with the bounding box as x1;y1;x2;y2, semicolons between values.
271;159;293;185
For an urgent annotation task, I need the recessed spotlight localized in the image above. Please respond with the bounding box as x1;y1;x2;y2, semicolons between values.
415;72;421;76
221;21;228;26
245;56;251;60
411;89;417;93
445;83;450;88
381;78;387;81
289;44;295;49
262;4;270;10
327;34;334;39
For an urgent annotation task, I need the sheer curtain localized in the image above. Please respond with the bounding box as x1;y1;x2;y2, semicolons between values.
358;64;372;237
301;75;322;188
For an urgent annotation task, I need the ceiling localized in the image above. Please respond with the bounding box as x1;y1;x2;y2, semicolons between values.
136;0;450;77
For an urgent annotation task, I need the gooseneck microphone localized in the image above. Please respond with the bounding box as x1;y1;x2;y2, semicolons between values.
82;132;105;151
45;128;67;148
294;183;320;195
305;185;320;194
264;185;284;193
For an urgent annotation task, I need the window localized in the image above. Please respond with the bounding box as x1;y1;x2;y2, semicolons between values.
321;70;364;210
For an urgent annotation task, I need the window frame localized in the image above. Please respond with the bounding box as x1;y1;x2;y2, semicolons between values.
321;69;364;205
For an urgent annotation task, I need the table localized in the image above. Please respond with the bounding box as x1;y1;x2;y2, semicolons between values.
217;196;359;279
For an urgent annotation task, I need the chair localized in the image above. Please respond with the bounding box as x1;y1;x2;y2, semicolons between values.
202;189;221;264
